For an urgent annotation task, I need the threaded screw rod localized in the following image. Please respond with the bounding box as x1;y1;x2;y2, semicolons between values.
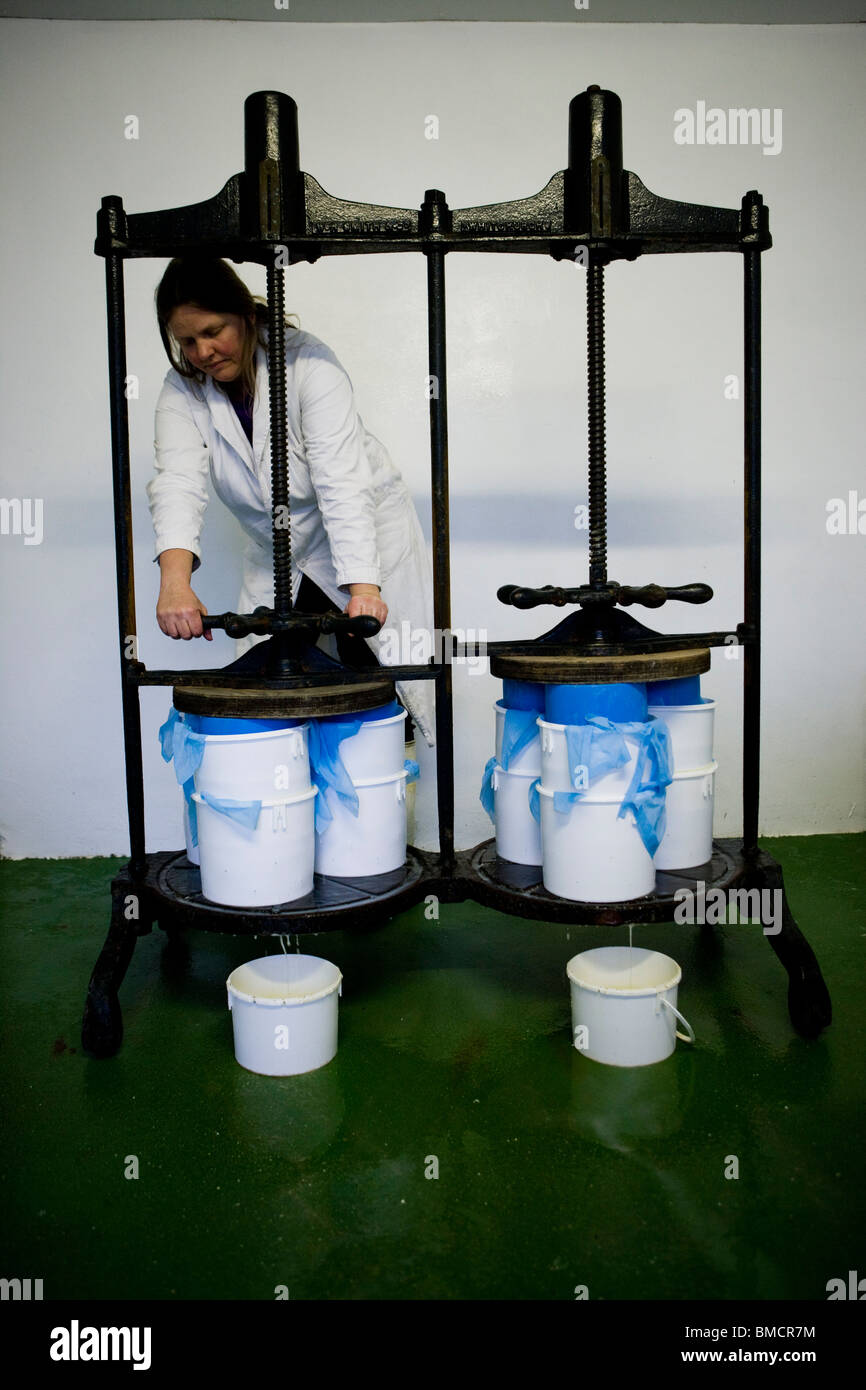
587;261;608;589
267;255;292;592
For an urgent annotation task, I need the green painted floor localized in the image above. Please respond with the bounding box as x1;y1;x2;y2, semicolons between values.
1;834;864;1302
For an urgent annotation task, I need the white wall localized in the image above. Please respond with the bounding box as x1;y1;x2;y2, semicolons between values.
0;18;863;857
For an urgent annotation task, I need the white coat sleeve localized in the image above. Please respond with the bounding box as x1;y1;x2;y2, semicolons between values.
147;378;210;573
297;346;381;590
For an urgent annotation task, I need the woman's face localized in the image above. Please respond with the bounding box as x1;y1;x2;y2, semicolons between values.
168;303;253;383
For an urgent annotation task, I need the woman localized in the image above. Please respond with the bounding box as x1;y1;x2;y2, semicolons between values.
148;257;435;746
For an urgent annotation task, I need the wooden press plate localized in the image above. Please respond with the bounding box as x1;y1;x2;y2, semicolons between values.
490;647;711;684
172;676;396;719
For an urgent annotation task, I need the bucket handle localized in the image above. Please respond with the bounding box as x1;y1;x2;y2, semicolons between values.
659;995;695;1044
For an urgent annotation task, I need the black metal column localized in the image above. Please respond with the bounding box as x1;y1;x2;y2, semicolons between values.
743;243;762;855
102;216;146;878
424;208;455;875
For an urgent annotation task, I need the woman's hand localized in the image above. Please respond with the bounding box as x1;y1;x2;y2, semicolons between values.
345;583;388;630
157;580;213;640
157;547;212;640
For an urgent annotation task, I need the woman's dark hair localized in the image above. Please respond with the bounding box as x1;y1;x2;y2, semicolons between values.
155;257;299;398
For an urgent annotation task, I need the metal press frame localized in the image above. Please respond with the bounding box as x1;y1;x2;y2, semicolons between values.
83;86;831;1058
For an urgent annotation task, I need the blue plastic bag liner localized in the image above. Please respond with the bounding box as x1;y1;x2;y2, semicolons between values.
616;719;674;858
316;700;401;725
198;792;262;830
502;679;546;712
158;707;207;786
498;706;540;770
307;717;362;831
184;712;301;735
528;776;582;822
173;723;207;785
182;775;199;848
480;755;497;822
545;681;648;725
404;758;420;783
308;703;403;831
530;716;673;858
159;706;181;762
562;720;632;790
554;714;673;858
646;676;702;706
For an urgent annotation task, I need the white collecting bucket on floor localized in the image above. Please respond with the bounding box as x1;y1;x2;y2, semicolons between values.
315;769;408;876
538;784;656;902
647;701;715;773
193;787;317;907
566;946;695;1067
330;708;407;780
654;760;717;871
494;702;541;774
538;717;642;795
493;763;543;865
226;954;342;1076
194;724;310;800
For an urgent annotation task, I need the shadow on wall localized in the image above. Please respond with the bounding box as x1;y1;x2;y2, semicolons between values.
414;491;741;546
46;488;736;552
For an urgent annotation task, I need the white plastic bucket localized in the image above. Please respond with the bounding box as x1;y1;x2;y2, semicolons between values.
654;760;717;870
193;787;317;907
193;724;310;800
567;946;695;1067
331;709;407;780
492;763;543;866
647;701;715;773
538;716;641;794
315;769;407;877
182;795;200;866
226;954;342;1076
494;702;541;775
538;784;656;903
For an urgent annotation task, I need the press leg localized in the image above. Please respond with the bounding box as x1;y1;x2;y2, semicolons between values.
745;853;832;1039
81;879;147;1059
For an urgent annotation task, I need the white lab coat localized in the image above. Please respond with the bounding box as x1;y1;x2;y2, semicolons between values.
148;326;436;745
